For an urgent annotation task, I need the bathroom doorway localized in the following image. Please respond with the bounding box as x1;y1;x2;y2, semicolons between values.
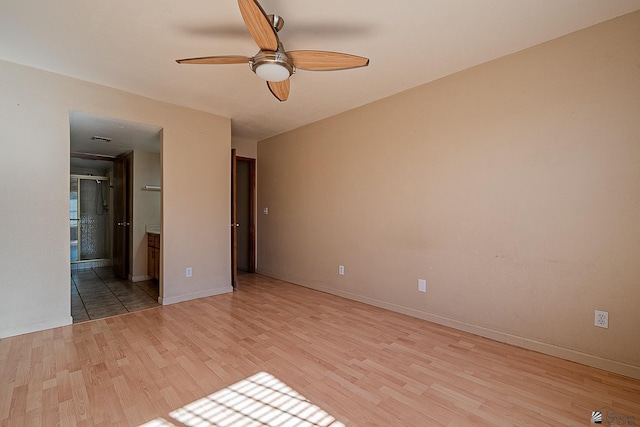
69;111;162;322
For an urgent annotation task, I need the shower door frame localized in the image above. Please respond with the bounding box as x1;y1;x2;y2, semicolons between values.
70;174;110;265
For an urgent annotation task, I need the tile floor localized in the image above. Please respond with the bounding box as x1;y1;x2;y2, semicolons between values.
71;266;160;323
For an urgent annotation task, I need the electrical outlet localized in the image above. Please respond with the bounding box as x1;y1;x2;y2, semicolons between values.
263;207;269;215
595;310;608;328
418;279;427;293
186;267;192;278
338;265;344;275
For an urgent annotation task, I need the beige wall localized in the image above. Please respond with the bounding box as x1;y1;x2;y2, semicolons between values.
131;150;161;281
232;136;258;159
257;11;640;378
0;60;232;337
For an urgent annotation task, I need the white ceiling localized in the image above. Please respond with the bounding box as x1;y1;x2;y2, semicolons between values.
2;0;639;142
69;111;161;171
70;111;161;156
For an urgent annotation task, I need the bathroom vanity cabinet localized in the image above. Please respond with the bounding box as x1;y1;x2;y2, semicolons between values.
147;233;160;280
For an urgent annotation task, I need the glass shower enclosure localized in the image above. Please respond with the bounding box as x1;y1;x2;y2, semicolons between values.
70;175;110;263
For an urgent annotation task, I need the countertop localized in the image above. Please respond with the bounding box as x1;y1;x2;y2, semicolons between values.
146;225;160;235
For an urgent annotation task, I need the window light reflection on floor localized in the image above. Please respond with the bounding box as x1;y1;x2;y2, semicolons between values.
140;372;346;427
139;420;177;427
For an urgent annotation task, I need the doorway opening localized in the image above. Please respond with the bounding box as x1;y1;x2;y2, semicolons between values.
69;111;162;322
231;150;256;287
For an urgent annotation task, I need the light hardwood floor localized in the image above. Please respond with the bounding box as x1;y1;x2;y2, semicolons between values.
1;274;638;426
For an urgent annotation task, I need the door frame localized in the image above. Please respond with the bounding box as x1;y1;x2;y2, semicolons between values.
231;151;257;287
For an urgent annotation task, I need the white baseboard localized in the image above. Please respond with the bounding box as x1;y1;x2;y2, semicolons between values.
159;285;233;305
256;270;640;380
0;315;73;339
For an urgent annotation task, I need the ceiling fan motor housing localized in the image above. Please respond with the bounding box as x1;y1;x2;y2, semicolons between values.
250;48;295;82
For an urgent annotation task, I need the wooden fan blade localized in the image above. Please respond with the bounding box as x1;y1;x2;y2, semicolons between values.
287;50;369;71
237;0;279;51
176;55;250;65
267;79;290;102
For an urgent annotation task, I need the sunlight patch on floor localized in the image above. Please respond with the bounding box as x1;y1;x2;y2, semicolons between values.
140;372;345;426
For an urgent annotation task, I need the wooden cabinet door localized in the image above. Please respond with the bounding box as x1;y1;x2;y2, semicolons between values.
148;246;154;278
153;247;160;279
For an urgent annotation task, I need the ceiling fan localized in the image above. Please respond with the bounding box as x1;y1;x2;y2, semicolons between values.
176;0;370;101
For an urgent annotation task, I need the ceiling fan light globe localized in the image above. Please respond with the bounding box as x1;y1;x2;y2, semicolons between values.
255;63;290;82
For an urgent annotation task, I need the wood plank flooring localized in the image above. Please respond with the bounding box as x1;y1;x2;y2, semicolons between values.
1;274;638;426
